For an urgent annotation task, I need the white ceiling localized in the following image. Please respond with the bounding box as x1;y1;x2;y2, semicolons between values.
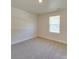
12;0;67;14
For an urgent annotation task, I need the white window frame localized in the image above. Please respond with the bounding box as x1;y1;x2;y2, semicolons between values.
49;15;60;33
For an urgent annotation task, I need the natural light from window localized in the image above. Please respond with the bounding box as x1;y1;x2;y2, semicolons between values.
49;16;60;33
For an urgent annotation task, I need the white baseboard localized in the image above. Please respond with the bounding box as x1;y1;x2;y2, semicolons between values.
11;36;36;45
11;35;67;45
37;35;67;45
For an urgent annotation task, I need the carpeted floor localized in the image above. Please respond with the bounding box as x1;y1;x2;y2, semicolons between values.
11;38;67;59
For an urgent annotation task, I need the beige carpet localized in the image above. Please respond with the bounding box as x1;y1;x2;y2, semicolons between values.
12;38;67;59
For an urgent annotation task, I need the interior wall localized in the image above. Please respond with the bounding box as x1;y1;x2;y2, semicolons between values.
11;7;67;44
37;10;67;44
11;7;37;45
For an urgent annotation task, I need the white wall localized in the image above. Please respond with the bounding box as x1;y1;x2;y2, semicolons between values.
11;7;37;45
11;7;67;44
37;10;67;44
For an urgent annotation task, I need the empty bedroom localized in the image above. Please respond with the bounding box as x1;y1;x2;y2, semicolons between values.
11;0;67;59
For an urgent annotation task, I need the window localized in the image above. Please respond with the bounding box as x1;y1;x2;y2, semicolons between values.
49;16;60;33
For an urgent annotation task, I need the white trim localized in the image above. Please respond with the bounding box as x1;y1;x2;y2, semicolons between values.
11;36;36;45
37;35;67;45
11;35;67;45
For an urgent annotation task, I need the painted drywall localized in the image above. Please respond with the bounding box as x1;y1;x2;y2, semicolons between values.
11;7;37;45
37;10;67;44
